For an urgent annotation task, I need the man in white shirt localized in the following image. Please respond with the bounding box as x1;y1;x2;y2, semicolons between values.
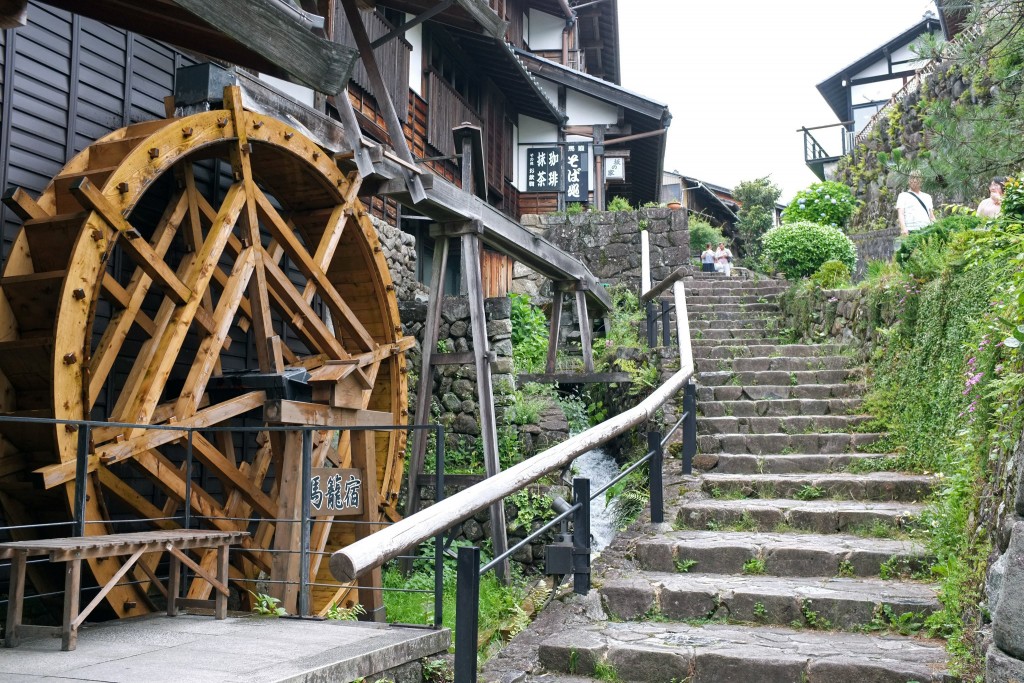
896;170;935;237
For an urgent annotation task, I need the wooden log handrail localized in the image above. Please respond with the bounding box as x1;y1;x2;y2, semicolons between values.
330;279;694;583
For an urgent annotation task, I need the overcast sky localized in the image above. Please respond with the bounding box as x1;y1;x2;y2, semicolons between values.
618;0;938;202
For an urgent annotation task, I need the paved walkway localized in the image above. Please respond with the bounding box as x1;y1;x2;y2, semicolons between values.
483;272;952;682
0;613;448;682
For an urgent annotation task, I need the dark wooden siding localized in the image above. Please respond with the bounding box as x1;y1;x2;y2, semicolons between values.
334;7;410;123
1;2;194;264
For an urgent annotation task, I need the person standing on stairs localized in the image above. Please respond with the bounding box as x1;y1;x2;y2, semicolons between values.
896;170;935;248
701;243;716;272
715;241;733;277
976;176;1006;218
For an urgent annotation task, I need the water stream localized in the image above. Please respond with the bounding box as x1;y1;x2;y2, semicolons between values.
572;448;620;551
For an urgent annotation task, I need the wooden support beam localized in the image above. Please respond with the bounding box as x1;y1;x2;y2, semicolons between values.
576;288;594;373
546;289;563;375
350;429;384;620
71;178;192;306
263;400;394;428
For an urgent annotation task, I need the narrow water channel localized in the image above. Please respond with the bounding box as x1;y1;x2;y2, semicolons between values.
573;448;620;551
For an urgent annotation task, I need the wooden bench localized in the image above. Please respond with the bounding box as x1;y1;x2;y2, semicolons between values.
1;529;249;651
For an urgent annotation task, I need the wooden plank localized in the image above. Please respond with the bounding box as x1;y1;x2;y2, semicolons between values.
2;187;47;221
4;552;26;647
432;351;475;366
271;431;303;613
215;544;229;618
350;428;383;621
61;559;81;650
576;289;594;373
546;290;563;374
70;178;192;306
517;372;632;384
264;400;394;428
461;232;509;582
173;0;359;93
166;544;229;596
71;547;147;629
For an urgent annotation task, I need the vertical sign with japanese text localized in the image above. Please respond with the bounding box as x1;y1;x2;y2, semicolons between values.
309;467;363;517
525;147;562;192
564;143;589;201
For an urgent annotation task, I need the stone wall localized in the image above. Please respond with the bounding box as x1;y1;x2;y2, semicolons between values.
370;215;426;302
399;296;516;454
849;227;900;280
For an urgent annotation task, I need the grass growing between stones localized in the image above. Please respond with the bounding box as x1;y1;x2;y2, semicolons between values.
742;558;767;575
794;484;825;501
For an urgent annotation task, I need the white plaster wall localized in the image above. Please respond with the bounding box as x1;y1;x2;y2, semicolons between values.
407;21;424;96
515;115;559;191
891;42;930;69
854;55;890;79
851;78;903;104
527;8;564;50
535;77;559;106
256;73;316;107
565;90;618;125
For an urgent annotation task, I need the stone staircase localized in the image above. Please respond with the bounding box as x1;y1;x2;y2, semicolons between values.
490;273;952;682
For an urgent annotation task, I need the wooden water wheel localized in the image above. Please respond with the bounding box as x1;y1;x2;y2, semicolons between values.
0;87;408;618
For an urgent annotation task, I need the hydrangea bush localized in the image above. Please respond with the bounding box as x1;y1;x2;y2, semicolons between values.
761;221;857;279
781;181;857;229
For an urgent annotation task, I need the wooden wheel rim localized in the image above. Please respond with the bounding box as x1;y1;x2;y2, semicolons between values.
0;92;407;616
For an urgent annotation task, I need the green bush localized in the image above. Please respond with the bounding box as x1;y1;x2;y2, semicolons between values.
510;293;548;373
998;173;1023;220
688;216;726;255
810;260;852;289
781;181;857;228
895;214;984;270
606;196;633;212
761;221;857;279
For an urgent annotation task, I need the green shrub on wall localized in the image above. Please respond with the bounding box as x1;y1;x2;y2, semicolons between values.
688;216;726;255
760;221;857;279
810;260;852;289
510;293;548;373
894;214;984;271
781;181;857;228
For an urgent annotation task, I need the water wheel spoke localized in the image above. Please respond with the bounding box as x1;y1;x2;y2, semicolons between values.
254;190;376;352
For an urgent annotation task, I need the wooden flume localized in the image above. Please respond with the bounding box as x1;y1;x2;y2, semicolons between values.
0;87;407;618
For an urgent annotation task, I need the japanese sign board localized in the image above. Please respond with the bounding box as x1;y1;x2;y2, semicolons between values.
309;467;363;517
564;143;589;201
525;144;590;201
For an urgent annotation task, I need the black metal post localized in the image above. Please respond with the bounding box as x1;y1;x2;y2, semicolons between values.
661;300;671;347
646;301;656;348
682;381;697;475
454;546;481;683
572;478;590;595
433;425;445;628
73;424;90;537
184;430;194;530
299;429;313;617
648;432;664;524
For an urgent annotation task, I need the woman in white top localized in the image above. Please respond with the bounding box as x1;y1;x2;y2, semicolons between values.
976;177;1005;218
714;242;733;277
700;244;716;272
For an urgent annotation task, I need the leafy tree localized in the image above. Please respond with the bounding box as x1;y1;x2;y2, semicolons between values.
782;181;857;229
733;176;781;260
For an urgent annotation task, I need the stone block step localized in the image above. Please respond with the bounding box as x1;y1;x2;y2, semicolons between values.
689;308;777;320
684;275;783;287
693;343;846;358
687;294;781;305
693;328;776;341
600;572;939;628
634;530;928;578
698;397;863;417
697;368;865;387
689;303;780;314
691;337;784;348
538;621;949;682
675;498;922;534
698;356;858;374
696;414;876;435
701;472;934;502
697;431;884;454
697;383;865;401
695;452;900;474
690;318;773;330
685;286;789;298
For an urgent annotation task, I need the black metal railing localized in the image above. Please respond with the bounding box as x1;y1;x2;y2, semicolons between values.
0;416;447;630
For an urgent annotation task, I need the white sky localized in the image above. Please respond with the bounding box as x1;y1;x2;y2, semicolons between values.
618;0;938;202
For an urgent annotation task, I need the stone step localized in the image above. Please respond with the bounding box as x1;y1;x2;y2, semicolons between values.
689;302;780;314
674;498;922;534
690;309;775;321
693;343;846;358
634;530;929;578
693;328;777;341
697;356;858;373
697;368;865;387
538;621;950;682
698;397;863;417
696;414;876;435
690;318;773;330
695;452;899;474
701;472;934;502
600;572;939;628
697;431;884;454
691;337;785;348
687;294;781;305
697;383;865;401
685;286;789;298
684;275;783;287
